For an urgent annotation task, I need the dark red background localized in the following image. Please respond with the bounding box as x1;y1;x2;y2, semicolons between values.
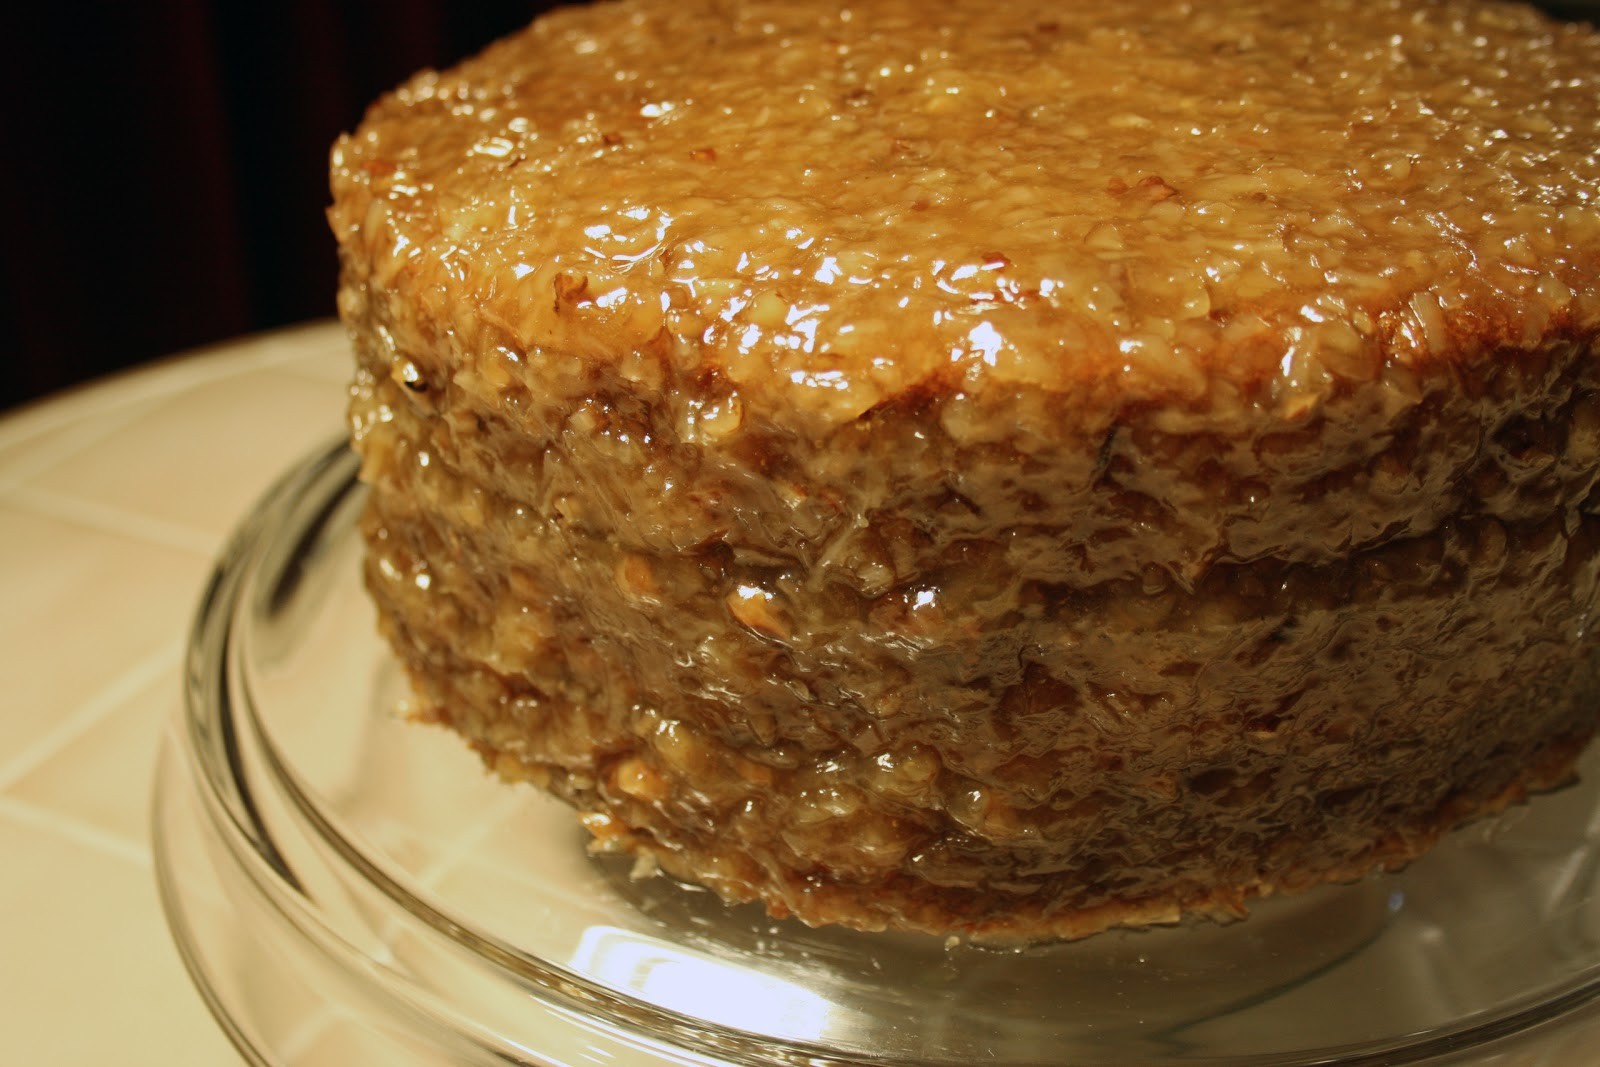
1;2;557;411
1;2;1595;411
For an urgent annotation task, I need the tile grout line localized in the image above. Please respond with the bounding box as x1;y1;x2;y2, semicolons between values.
276;1007;346;1065
0;642;183;795
0;323;347;484
5;484;225;558
414;789;534;893
0;795;152;869
0;356;221;455
0;322;343;448
275;363;351;385
0;402;153;496
271;343;354;382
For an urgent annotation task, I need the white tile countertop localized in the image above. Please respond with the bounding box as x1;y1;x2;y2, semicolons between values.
5;319;1600;1066
0;321;350;1064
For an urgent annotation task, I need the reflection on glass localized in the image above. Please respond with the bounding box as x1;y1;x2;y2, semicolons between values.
573;925;834;1042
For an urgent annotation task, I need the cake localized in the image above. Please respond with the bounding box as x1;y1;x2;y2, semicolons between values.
329;0;1600;940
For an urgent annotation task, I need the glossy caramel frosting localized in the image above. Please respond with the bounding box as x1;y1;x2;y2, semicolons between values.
333;0;1600;425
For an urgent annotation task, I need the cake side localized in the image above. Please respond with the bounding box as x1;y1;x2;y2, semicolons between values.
350;325;1600;938
332;0;1600;939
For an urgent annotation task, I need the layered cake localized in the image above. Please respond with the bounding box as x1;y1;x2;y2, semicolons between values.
329;0;1600;939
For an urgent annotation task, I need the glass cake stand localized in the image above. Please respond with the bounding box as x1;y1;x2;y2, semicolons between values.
153;438;1600;1066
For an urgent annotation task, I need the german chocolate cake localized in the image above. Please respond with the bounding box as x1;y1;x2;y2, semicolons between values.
329;0;1600;940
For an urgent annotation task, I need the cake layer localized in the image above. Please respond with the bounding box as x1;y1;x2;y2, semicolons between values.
333;0;1600;938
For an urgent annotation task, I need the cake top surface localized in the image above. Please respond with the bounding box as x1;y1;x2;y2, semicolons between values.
331;0;1600;425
